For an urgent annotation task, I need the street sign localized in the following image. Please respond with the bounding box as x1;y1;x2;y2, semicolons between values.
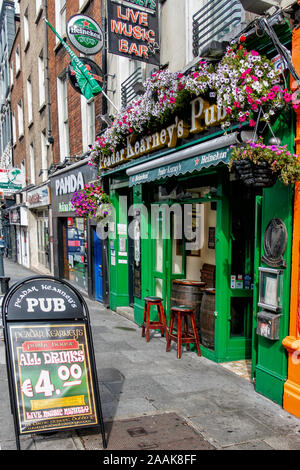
66;14;104;55
2;276;107;450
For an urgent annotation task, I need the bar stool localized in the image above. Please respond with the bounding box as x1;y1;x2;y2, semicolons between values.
142;296;168;342
166;305;201;359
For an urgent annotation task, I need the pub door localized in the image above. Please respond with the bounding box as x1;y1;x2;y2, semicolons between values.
151;204;186;324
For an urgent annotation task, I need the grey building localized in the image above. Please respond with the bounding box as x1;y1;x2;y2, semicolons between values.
0;0;16;169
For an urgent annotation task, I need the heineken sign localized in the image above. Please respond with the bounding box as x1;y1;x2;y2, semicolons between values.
67;15;104;55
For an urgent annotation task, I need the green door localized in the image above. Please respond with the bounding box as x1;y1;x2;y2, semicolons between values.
151;204;186;324
225;182;256;361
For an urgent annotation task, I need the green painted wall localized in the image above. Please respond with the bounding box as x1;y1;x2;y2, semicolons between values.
254;111;295;405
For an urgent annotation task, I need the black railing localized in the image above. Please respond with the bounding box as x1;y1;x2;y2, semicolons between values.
192;0;243;57
121;67;143;109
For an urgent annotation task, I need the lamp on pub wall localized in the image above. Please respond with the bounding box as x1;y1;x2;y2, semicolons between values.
38;169;49;177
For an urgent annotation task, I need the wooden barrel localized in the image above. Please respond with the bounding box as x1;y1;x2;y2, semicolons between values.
171;280;206;337
200;288;216;350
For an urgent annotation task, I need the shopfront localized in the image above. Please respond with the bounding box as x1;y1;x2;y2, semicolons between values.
101;103;295;406
27;184;50;273
9;204;30;269
49;158;101;297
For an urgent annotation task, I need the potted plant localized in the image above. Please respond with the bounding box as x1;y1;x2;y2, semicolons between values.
229;137;300;187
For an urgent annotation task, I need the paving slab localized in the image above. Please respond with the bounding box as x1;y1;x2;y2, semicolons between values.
77;412;216;451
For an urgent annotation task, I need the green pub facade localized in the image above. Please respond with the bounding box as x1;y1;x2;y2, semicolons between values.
98;34;296;406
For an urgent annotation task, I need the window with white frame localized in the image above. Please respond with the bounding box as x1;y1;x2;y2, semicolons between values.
17;100;24;137
81;95;95;153
38;51;45;107
26;77;33;124
12;112;16;144
36;0;42;16
57;74;69;161
10;63;13;88
41;131;48;182
24;8;29;47
29;143;35;185
15;45;20;75
55;0;66;40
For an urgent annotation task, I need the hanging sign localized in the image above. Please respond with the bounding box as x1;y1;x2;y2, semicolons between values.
66;14;104;55
2;276;106;450
107;0;160;65
67;57;104;96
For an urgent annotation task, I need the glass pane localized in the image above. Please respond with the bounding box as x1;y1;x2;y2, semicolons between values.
155;218;163;272
172;237;182;274
230;297;252;338
155;278;163;298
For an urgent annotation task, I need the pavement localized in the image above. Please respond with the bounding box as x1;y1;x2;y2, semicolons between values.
1;258;300;452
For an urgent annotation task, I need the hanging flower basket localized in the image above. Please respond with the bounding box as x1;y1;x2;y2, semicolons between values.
70;183;112;220
229;138;300;187
96;202;113;222
231;159;278;188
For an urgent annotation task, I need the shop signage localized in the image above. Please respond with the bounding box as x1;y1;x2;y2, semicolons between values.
129;147;231;186
101;97;227;170
55;171;84;196
107;0;160;65
2;276;106;449
50;163;97;217
66;14;104;55
10;208;20;224
0;167;25;194
68;57;104;96
27;185;49;209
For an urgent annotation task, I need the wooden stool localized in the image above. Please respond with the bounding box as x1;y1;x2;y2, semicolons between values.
142;296;168;342
166;305;201;359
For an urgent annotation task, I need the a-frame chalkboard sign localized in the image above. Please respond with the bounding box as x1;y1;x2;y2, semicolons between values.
2;275;107;450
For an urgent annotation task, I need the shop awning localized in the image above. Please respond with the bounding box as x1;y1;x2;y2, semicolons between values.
128;146;231;187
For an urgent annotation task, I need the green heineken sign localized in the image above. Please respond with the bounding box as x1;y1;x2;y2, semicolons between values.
67;14;104;55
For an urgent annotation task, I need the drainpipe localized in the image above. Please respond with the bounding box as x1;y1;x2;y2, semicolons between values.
282;10;300;419
44;0;54;147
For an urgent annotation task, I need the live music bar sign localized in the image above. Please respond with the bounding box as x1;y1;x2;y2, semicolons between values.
107;0;160;65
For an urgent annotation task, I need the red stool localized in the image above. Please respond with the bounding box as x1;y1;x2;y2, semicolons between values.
166;305;201;359
142;296;168;342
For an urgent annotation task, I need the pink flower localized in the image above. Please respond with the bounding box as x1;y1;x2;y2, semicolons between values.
251;50;259;56
284;93;292;102
233;101;240;108
251;75;258;81
193;72;199;79
249;120;256;127
245;86;253;94
239;115;246;122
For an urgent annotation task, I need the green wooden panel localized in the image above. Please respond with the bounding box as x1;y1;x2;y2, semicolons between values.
254;110;295;405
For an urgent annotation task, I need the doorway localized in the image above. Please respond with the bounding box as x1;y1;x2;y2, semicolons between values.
93;228;103;302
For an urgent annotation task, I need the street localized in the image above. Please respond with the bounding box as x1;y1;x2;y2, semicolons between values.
1;258;300;452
